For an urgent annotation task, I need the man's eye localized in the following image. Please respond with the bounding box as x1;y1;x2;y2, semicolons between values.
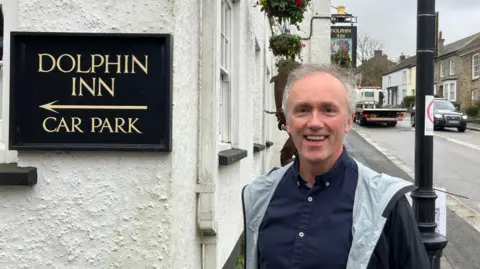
297;107;308;113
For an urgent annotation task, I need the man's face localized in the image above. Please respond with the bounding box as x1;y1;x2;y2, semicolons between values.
285;72;353;165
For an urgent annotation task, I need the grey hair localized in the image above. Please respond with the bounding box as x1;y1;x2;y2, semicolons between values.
281;63;357;118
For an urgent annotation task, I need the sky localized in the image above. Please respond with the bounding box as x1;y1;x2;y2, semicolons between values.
330;0;480;61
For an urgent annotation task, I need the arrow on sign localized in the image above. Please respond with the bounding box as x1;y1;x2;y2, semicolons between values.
39;100;148;114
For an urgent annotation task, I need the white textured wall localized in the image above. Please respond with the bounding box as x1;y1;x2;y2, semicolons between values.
0;0;201;268
215;1;272;266
307;0;331;64
0;0;331;268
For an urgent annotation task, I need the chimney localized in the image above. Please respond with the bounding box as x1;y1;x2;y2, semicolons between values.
400;54;406;61
438;31;445;52
374;50;382;58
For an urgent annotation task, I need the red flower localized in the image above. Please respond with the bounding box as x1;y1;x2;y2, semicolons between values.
295;0;304;7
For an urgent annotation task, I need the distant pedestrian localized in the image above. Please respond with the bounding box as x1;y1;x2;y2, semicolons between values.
241;63;430;269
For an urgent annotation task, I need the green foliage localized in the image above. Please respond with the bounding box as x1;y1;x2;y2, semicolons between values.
403;96;415;109
275;57;300;72
256;0;311;27
331;50;352;68
269;33;303;58
466;106;478;117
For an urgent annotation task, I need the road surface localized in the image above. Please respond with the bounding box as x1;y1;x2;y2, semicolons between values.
352;118;480;215
345;129;480;269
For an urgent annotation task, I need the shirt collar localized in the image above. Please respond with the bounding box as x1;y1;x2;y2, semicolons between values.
292;146;350;187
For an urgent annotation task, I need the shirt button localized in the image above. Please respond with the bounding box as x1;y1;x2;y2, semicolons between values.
325;182;330;187
297;181;300;186
308;197;313;202
299;232;304;237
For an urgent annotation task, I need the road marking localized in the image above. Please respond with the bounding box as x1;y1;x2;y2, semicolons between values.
351;128;480;233
433;134;480;151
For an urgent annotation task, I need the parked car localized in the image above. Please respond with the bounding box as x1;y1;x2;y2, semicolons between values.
411;98;467;132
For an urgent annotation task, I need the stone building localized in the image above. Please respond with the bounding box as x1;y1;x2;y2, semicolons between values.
0;0;331;268
434;31;480;109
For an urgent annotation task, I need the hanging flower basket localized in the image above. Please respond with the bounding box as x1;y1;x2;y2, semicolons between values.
269;33;303;58
275;57;300;72
255;0;311;26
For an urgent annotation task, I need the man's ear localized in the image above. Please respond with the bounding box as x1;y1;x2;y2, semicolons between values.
344;113;354;133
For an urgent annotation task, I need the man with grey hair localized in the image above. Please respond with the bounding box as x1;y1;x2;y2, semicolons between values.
241;63;429;269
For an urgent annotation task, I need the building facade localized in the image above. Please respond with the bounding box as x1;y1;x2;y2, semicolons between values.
0;0;331;268
381;55;416;106
434;31;480;109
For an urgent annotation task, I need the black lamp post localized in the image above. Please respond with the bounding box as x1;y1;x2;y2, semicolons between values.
411;0;448;268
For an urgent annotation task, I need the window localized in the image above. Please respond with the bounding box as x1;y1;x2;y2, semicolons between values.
388;76;391;86
434;100;456;110
440;62;445;77
472;89;480;101
449;59;455;75
473;53;479;79
442;80;456;102
402;70;406;84
219;0;233;143
364;92;374;97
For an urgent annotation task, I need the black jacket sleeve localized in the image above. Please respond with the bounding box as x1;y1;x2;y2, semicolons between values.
384;196;431;269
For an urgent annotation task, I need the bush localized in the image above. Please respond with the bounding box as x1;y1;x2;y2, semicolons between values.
466;106;478;117
403;96;415;109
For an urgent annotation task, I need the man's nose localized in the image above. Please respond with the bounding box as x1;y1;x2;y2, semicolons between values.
307;111;325;129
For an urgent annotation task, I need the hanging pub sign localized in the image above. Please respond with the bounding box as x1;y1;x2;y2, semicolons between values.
9;32;173;151
330;26;358;68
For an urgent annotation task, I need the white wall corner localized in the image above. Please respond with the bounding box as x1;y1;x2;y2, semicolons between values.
307;0;331;64
1;0;19;163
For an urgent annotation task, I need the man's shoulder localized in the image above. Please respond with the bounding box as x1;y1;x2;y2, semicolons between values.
354;158;412;185
243;162;293;194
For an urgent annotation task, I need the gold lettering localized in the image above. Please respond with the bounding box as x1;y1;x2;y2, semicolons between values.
36;53;147;74
128;118;142;133
104;55;122;74
115;117;127;133
57;54;76;73
124;55;129;73
131;55;148;74
90;117;142;134
42;117;84;133
42;117;57;132
71;77;115;97
38;53;56;73
91;54;105;73
76;54;91;73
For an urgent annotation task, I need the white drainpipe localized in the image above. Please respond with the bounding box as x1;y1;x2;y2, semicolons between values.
197;0;219;268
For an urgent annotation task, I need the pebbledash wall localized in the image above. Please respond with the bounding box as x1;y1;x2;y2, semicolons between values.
0;0;331;268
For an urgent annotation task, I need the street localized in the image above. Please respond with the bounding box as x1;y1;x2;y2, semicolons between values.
352;117;480;215
347;118;480;268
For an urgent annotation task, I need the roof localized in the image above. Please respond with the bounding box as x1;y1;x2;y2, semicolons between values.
438;32;480;57
382;55;417;76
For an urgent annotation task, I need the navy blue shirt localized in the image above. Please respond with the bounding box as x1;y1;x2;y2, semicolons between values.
258;147;358;269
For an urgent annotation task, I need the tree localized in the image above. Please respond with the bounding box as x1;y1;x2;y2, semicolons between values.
357;34;384;64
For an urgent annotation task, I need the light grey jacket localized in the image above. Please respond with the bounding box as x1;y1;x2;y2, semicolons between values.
241;159;416;269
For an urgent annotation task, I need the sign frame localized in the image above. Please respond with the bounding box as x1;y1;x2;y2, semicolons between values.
9;31;173;152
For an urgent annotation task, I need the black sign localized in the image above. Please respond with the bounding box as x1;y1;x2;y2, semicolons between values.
330;26;357;68
9;32;173;151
